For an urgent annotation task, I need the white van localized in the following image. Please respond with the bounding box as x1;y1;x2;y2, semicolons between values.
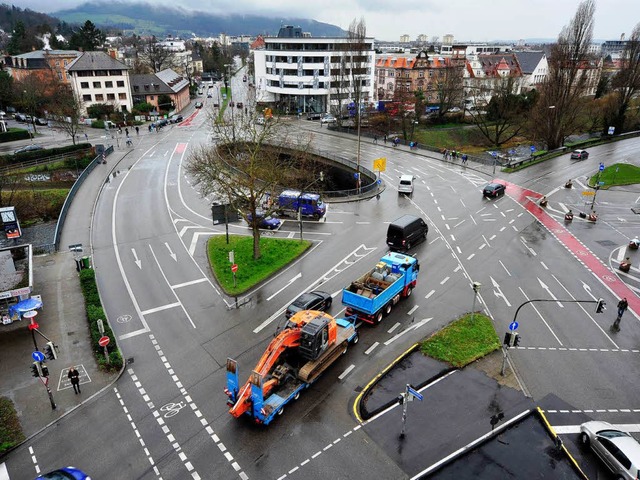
398;175;415;196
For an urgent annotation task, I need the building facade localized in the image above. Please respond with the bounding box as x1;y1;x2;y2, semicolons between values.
253;31;376;115
4;49;81;84
130;68;190;113
66;51;133;115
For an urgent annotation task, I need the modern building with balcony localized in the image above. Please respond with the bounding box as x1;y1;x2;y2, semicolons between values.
252;26;375;115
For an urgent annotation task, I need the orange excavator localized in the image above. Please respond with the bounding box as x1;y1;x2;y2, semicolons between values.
225;310;358;424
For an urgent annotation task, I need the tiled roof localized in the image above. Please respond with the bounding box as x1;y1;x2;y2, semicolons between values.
156;68;189;93
67;51;129;72
514;51;545;74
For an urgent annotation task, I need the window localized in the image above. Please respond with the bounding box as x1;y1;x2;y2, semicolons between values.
117;81;125;87
93;82;101;88
118;93;127;100
80;82;89;89
95;94;104;101
82;94;92;101
107;93;115;100
105;81;113;88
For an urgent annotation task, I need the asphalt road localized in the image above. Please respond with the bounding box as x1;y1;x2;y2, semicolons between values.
2;69;640;478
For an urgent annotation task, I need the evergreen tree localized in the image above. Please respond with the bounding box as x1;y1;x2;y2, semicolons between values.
69;20;105;51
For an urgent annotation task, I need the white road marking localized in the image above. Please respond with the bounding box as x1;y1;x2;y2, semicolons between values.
407;305;419;315
388;322;401;333
364;342;379;355
425;289;435;299
266;273;302;301
518;287;563;345
141;303;181;315
338;364;355;380
173;278;208;289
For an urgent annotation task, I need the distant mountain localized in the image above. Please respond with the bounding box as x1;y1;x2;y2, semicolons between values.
53;1;346;38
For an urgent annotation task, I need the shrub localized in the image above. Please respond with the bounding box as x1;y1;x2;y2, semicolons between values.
87;103;115;118
79;268;123;372
0;396;25;454
0;128;31;143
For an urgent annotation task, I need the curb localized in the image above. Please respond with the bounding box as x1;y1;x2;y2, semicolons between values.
352;343;455;423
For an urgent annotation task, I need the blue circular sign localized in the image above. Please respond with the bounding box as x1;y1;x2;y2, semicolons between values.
530;145;536;152
509;321;519;331
599;164;605;171
377;179;382;184
32;351;45;362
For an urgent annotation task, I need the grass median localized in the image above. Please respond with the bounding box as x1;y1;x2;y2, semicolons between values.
208;234;311;296
420;313;501;367
589;163;640;189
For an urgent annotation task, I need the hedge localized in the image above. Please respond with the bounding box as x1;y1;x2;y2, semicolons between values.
79;268;123;372
0;128;31;143
0;396;25;454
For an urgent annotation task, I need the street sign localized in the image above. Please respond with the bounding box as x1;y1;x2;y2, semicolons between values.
228;250;234;264
599;163;605;172
32;351;45;362
98;336;110;347
509;321;519;331
530;145;536;152
491;151;497;158
231;264;238;273
598;181;605;186
608;126;615;135
407;385;424;401
373;157;387;172
582;191;595;196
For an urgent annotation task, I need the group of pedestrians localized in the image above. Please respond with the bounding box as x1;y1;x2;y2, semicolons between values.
442;148;468;164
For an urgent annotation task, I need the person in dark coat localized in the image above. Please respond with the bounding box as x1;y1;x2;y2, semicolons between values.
68;366;81;394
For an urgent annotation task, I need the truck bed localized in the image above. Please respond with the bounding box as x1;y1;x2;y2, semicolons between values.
343;274;403;314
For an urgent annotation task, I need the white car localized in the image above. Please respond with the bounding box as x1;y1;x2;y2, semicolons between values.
398;175;415;196
320;114;337;124
580;420;640;479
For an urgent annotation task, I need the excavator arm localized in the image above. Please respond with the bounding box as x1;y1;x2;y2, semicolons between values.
228;327;301;418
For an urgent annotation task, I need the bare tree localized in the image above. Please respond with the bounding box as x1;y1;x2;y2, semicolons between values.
138;37;176;73
466;76;533;147
186;110;315;260
48;83;85;145
606;23;640;133
14;73;48;135
347;17;370;128
434;62;464;119
530;0;597;149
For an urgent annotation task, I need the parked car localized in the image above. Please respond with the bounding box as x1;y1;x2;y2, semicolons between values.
571;149;589;160
156;118;169;127
37;466;91;480
286;291;333;319
170;114;183;124
14;113;28;122
483;182;506;197
580;420;640;479
247;211;281;230
320;114;337;124
35;117;49;126
195;102;203;109
306;111;322;120
14;144;43;155
237;102;243;109
229;102;235;107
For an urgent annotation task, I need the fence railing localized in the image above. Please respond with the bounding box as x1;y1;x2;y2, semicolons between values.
53;145;113;251
0;148;93;175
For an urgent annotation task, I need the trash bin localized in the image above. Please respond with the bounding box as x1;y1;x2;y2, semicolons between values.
81;256;91;269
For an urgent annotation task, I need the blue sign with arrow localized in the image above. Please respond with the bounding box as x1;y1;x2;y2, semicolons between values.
530;145;536;152
407;385;424;401
509;321;519;331
32;351;45;362
599;163;605;172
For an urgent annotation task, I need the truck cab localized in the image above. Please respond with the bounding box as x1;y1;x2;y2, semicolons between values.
278;190;326;219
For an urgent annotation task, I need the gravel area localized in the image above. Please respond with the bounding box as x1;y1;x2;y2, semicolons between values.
0;222;57;253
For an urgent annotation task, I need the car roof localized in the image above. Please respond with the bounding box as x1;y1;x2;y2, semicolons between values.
609;436;640;464
400;174;414;181
573;149;587;153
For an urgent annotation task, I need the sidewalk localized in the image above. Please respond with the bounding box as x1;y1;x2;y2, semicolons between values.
0;147;128;440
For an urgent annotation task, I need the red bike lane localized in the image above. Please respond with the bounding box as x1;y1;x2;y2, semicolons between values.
499;180;639;318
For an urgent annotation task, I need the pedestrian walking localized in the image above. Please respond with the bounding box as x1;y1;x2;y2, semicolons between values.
617;298;629;318
383;134;387;144
462;153;468;164
126;135;133;147
125;128;129;136
84;132;89;142
68;366;81;394
373;134;378;144
135;126;139;136
148;124;152;133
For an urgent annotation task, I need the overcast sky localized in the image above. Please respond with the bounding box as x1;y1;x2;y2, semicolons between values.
13;0;640;42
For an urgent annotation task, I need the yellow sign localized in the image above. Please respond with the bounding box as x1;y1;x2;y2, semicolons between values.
582;191;595;196
373;157;387;172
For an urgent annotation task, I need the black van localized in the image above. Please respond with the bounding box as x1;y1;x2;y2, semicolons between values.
386;215;428;251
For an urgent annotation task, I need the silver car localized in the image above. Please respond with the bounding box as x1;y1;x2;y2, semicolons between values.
580;420;640;479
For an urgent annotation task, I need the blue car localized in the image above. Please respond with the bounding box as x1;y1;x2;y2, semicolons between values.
37;466;91;480
247;211;281;230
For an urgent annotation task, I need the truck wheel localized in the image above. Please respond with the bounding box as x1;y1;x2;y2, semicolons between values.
375;312;383;324
342;344;348;355
352;334;359;344
406;287;412;298
385;303;392;315
278;406;284;416
293;391;300;401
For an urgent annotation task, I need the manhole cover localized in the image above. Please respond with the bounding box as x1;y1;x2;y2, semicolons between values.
596;240;617;247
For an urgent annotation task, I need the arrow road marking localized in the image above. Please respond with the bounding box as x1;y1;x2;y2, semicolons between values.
384;318;433;346
490;276;511;307
131;248;142;269
165;242;177;261
582;281;597;301
267;273;302;301
538;278;563;308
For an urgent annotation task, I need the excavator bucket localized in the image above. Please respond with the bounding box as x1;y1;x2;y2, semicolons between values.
225;358;239;404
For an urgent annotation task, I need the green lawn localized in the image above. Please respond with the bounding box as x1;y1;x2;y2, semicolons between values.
0;397;25;454
589;163;640;188
208;234;311;295
420;313;501;367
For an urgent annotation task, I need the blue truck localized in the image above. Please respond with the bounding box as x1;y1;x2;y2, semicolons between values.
277;190;326;219
342;252;420;324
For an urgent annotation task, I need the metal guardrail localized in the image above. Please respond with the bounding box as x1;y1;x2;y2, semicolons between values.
53;145;113;251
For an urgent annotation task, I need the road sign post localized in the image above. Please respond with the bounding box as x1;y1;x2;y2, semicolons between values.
399;384;423;439
231;263;238;288
99;336;110;365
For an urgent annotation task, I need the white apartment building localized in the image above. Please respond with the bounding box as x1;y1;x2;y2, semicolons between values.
253;33;376;115
66;51;133;115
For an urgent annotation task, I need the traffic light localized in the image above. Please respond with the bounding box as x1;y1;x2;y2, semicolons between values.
503;331;521;347
596;299;606;313
31;361;42;377
41;364;49;377
513;333;521;347
397;394;405;405
44;342;57;360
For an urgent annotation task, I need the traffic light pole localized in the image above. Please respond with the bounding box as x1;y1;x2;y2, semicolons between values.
41;375;57;410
